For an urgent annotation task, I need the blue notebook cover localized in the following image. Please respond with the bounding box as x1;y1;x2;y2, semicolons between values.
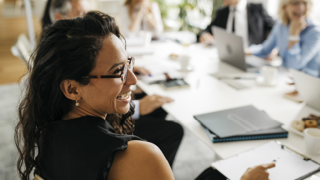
203;126;288;143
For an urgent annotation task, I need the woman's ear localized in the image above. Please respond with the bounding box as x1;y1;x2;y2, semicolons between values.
60;80;81;101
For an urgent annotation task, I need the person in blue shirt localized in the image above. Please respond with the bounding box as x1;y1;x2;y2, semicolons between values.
247;0;320;77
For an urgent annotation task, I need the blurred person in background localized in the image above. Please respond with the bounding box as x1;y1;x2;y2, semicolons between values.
41;0;183;168
41;0;89;29
247;0;320;77
120;0;164;39
198;0;275;48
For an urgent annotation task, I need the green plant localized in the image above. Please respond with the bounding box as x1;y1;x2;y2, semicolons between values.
151;0;224;33
176;0;210;33
151;0;169;19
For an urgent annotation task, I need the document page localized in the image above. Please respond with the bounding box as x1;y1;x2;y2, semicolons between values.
212;141;320;180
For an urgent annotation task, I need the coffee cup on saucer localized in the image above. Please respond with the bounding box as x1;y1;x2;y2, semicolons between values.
256;66;278;86
304;128;320;155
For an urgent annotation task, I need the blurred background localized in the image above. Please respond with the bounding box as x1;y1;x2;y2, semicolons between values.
1;0;320;179
1;0;320;85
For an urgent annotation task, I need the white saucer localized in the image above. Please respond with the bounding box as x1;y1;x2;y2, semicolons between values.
255;76;278;87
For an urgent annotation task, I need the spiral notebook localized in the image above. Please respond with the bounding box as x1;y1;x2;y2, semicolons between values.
212;141;320;180
203;126;288;143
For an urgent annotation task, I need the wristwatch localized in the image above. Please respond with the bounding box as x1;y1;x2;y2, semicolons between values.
288;35;300;42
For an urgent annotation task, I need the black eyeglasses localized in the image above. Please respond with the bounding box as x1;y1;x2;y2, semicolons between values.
82;57;135;83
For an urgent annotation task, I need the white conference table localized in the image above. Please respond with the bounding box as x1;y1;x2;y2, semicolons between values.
130;40;320;166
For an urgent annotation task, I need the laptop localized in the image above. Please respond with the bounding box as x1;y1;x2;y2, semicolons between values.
290;69;320;110
212;26;267;72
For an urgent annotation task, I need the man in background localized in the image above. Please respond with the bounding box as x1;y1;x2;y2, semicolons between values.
198;0;275;48
41;0;184;167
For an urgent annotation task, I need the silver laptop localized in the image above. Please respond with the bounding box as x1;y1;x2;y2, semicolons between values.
290;69;320;110
212;26;267;72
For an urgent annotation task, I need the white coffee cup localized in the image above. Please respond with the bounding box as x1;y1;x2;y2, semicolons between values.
304;128;320;155
178;55;191;71
143;31;152;47
260;66;278;83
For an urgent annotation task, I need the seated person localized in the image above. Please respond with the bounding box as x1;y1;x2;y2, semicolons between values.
120;0;163;39
41;0;183;167
198;0;275;48
41;0;89;29
16;11;275;180
247;0;320;77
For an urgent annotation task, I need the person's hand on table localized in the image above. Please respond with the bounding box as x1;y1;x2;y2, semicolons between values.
139;94;174;115
199;32;214;44
240;163;275;180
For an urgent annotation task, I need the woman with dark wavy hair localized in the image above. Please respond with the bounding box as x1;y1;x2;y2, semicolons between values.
15;11;274;180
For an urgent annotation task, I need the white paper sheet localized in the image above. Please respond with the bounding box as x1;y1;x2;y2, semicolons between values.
212;141;320;180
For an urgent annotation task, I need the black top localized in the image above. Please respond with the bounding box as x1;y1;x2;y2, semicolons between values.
36;116;140;180
197;3;275;45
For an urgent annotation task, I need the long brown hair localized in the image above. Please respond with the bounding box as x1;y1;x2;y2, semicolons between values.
124;0;153;20
14;11;135;180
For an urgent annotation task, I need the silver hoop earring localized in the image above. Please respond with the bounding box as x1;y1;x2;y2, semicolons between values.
75;100;80;107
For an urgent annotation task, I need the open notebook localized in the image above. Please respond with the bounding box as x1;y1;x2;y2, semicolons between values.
212;141;320;180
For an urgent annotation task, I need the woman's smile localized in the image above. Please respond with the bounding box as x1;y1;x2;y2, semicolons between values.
116;91;132;103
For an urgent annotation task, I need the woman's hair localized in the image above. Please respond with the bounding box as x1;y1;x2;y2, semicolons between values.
15;11;134;180
278;0;313;25
124;0;152;20
41;0;73;29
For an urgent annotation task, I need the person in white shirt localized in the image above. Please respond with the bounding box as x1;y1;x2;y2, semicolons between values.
120;0;164;38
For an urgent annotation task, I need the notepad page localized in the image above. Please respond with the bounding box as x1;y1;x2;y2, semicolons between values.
212;141;320;180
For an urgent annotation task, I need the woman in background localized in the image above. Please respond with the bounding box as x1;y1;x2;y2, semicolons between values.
120;0;163;38
247;0;320;77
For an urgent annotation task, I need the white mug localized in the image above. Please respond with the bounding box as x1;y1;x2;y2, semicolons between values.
178;55;190;71
260;66;278;83
143;31;152;47
304;128;320;155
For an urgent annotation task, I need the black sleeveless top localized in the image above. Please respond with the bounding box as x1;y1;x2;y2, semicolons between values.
36;116;140;180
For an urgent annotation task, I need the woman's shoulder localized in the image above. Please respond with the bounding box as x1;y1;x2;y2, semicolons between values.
108;140;174;180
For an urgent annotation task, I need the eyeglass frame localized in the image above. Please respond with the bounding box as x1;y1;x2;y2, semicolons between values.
81;57;135;83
